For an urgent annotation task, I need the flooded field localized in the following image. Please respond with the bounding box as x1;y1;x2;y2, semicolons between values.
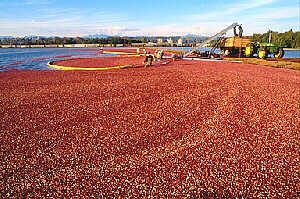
0;48;112;71
0;47;299;71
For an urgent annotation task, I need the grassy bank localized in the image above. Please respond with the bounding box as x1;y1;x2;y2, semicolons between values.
223;58;300;70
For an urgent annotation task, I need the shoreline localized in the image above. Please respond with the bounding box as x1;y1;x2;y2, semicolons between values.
0;44;187;48
1;44;299;50
283;48;300;51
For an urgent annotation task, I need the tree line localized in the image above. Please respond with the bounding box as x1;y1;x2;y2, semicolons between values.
249;29;300;48
1;29;299;48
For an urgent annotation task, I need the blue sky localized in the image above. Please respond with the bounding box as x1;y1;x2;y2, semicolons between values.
0;0;299;37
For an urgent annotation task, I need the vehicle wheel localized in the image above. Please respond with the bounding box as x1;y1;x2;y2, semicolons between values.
258;50;266;59
224;50;230;56
274;48;284;58
245;46;252;57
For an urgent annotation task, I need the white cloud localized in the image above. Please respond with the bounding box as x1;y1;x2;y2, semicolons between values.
0;4;133;37
0;0;54;6
114;23;233;37
224;0;276;15
235;6;299;34
0;0;297;37
254;6;299;19
188;0;277;20
180;0;298;36
22;0;53;5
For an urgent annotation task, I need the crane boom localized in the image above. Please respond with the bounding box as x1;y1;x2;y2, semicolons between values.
184;23;240;57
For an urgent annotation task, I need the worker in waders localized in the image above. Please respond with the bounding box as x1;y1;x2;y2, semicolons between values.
154;49;158;61
144;52;153;67
171;54;178;61
160;50;164;60
238;25;243;37
233;26;238;37
156;50;163;61
156;51;161;61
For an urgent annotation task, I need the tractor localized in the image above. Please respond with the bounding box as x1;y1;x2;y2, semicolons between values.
245;42;284;59
219;25;284;59
184;23;285;59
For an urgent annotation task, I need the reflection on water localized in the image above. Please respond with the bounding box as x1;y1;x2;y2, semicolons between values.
0;48;109;71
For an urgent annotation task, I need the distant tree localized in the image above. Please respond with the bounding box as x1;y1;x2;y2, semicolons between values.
74;37;84;44
142;37;147;43
2;30;299;48
63;37;71;44
249;29;299;48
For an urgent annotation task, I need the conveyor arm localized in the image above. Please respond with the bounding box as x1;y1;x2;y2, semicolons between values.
184;22;240;57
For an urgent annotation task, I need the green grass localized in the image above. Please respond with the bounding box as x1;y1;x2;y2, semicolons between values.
224;58;300;71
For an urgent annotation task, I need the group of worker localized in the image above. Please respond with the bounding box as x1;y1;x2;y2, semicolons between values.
142;49;165;67
153;49;164;61
136;48;147;55
138;48;182;68
233;25;243;37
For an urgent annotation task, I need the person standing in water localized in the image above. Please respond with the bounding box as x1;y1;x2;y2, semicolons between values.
144;52;154;67
160;50;164;60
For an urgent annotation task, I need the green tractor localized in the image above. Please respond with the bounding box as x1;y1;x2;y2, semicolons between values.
245;42;284;59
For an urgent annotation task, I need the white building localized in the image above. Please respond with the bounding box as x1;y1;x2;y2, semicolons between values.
177;38;183;46
157;38;163;44
167;38;173;45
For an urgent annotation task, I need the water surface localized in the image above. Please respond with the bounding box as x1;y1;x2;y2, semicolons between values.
0;48;108;71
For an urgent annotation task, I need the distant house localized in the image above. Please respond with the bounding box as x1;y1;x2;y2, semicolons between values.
131;43;146;47
167;38;173;45
177;38;183;46
146;42;157;47
157;38;163;44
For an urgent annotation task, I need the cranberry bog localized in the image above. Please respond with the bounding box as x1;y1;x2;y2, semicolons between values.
0;59;299;198
51;56;146;70
223;57;300;70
